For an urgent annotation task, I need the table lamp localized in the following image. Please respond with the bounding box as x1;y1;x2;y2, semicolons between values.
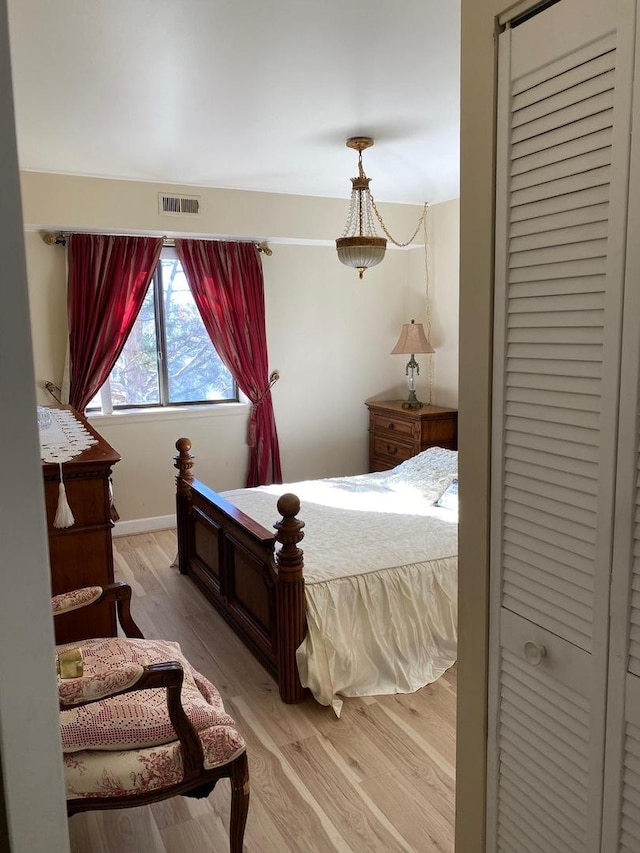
391;319;434;409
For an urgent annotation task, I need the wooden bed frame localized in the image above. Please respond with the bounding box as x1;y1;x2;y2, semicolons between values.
174;438;307;703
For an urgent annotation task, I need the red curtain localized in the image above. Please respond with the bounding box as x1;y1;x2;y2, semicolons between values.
67;234;163;413
175;239;282;487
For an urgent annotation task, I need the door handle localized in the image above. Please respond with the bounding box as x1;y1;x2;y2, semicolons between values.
524;641;546;666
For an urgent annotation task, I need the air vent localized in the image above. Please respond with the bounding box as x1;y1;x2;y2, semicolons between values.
158;193;201;216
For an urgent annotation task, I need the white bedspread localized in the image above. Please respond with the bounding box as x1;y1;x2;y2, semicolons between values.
222;469;458;715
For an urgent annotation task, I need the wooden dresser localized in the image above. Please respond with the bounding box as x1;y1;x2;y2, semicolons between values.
42;407;120;643
365;400;458;472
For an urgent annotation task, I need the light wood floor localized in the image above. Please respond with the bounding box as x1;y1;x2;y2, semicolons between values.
68;530;456;853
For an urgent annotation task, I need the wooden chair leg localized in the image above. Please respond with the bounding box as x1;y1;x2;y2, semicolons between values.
229;751;250;853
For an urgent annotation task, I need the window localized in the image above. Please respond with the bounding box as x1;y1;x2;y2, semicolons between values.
89;250;237;412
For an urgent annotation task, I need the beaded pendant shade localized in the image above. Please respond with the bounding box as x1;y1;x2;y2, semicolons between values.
335;137;428;279
335;138;387;279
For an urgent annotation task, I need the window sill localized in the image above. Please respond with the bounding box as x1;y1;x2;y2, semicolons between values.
86;402;249;427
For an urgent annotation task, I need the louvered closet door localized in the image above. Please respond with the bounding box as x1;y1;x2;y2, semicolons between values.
489;1;636;851
602;7;640;847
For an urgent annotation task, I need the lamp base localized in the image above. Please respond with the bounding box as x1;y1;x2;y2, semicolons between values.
401;390;423;410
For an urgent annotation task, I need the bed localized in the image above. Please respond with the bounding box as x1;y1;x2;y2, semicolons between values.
174;438;458;715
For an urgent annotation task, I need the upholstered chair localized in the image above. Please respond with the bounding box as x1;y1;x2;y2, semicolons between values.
53;582;249;852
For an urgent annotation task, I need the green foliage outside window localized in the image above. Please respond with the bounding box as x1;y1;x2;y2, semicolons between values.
92;254;236;410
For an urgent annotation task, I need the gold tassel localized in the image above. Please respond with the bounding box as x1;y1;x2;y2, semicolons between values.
53;461;75;529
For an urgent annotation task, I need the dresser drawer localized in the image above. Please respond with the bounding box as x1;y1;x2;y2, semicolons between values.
372;435;415;467
370;412;415;440
366;401;458;474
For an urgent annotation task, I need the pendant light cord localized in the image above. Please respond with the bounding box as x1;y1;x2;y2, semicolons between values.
369;198;429;247
422;211;433;405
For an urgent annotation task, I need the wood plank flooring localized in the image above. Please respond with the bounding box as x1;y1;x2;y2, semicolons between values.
67;530;456;853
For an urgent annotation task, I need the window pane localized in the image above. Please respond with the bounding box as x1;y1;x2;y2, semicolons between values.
111;285;160;406
161;258;235;404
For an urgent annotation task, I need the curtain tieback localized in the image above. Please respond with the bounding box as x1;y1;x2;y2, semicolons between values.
247;371;280;447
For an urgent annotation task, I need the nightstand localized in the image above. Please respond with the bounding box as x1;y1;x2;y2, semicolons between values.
365;400;458;472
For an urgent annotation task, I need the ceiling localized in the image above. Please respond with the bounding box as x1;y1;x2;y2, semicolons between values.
7;0;460;206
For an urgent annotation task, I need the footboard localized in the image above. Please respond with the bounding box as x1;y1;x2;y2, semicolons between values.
174;438;306;703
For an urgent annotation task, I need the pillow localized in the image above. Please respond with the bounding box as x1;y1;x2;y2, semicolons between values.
385;446;458;504
436;478;458;510
59;637;237;752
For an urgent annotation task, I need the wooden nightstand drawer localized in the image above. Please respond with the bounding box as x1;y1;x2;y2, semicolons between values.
366;400;458;473
372;435;414;466
370;412;415;440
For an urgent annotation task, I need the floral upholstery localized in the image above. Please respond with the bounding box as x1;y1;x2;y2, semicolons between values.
64;726;246;799
59;636;246;800
52;586;103;615
58;662;144;706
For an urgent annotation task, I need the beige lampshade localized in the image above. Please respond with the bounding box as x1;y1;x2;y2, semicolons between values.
390;320;434;355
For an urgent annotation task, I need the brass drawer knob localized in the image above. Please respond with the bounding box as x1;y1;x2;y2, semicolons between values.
386;445;398;454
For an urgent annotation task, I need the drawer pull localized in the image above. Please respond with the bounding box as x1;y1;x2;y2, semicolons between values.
386;445;398;454
524;641;546;666
387;422;395;430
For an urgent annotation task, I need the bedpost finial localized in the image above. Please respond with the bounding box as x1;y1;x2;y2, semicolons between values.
276;492;300;519
174;437;194;496
176;437;192;454
274;493;304;576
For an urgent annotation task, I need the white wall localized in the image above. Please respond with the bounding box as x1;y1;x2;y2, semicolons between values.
21;172;459;525
0;1;69;849
428;197;459;407
404;197;461;408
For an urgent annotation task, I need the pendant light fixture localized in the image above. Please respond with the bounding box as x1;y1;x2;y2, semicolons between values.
335;137;428;279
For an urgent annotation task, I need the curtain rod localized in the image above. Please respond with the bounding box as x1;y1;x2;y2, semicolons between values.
40;231;273;256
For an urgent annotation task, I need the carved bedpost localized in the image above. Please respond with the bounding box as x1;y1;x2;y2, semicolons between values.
174;438;195;575
273;493;306;704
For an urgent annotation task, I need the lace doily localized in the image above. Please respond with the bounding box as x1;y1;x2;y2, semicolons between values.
38;407;97;463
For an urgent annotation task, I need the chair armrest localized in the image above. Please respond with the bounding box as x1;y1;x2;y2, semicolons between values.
52;587;103;616
59;661;205;778
52;581;144;639
95;582;144;639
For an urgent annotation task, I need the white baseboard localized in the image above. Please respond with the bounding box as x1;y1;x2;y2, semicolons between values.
112;514;176;537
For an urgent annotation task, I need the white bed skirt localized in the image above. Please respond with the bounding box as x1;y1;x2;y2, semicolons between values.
223;469;458;716
297;556;457;716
